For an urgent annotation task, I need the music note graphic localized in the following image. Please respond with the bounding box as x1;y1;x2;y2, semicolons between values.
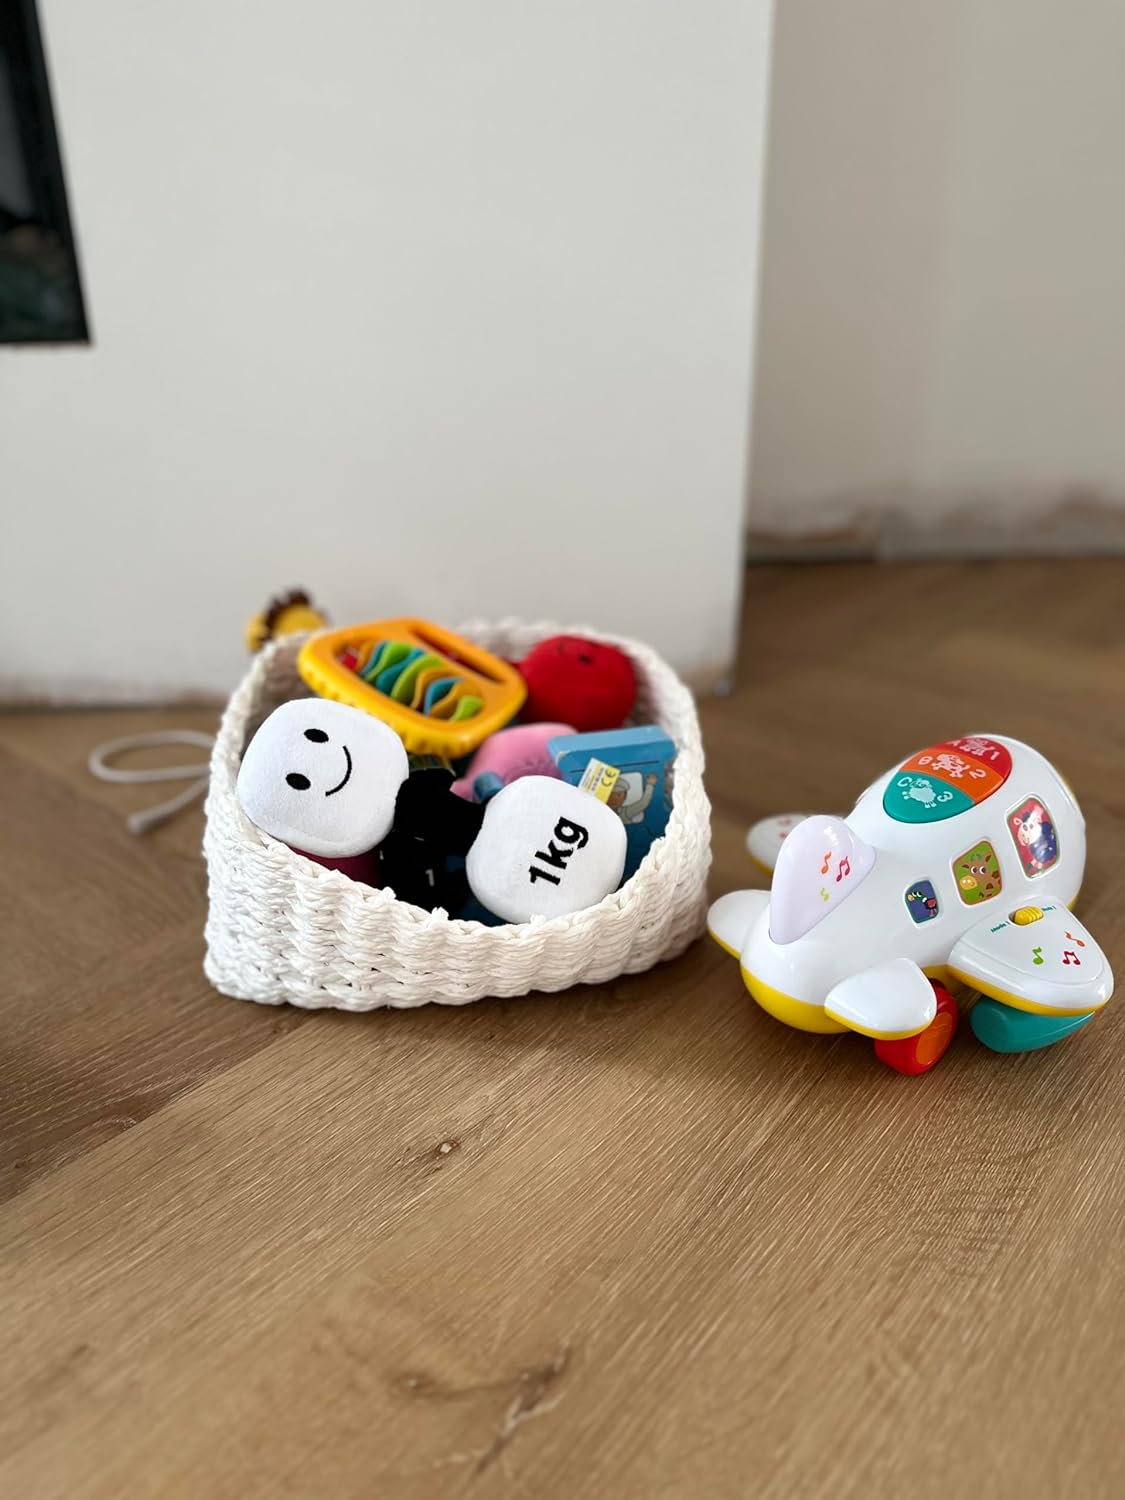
1032;946;1044;965
820;852;831;874
835;856;851;883
819;887;829;902
1062;950;1082;966
1065;931;1087;948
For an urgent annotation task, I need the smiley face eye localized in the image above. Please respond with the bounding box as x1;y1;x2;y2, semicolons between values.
304;728;328;743
286;772;311;791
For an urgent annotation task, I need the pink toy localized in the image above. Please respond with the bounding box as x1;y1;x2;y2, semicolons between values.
452;722;576;801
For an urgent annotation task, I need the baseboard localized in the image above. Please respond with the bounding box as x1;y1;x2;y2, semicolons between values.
0;678;226;711
747;486;1125;562
2;664;733;711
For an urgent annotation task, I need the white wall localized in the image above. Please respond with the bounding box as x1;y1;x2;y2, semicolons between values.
0;0;772;700
750;0;1125;540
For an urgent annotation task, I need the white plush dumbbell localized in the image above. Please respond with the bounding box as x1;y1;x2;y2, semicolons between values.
466;775;627;922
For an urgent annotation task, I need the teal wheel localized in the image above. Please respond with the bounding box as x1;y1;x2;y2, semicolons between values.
970;998;1095;1054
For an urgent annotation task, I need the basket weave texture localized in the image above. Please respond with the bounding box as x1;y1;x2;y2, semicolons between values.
203;620;711;1009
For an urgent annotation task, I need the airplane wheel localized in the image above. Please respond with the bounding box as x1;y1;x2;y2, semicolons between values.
874;982;959;1076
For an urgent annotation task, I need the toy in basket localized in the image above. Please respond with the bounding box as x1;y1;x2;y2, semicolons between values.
204;620;711;1009
296;618;526;758
708;735;1114;1074
236;697;627;918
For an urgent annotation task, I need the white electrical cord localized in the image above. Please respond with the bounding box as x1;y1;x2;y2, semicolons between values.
88;729;215;835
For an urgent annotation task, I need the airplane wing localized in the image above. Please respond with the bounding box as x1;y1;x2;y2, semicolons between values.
948;902;1113;1016
707;889;770;958
824;959;938;1039
745;814;809;875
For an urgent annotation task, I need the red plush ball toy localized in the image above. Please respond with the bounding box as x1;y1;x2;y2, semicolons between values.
517;635;636;732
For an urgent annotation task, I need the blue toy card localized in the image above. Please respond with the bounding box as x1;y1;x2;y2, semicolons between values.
548;725;675;880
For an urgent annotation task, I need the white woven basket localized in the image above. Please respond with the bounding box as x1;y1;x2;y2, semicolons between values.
203;620;711;1010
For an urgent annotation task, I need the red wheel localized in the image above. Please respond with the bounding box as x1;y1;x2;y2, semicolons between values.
875;982;959;1075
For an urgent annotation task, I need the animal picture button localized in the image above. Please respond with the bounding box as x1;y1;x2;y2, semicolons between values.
953;839;1003;906
883;772;974;824
900;741;1010;798
884;737;1012;823
465;776;627;922
943;735;1012;775
1008;796;1060;877
905;879;940;924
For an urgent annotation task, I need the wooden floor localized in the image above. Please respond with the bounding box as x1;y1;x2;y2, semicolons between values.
3;559;1125;1499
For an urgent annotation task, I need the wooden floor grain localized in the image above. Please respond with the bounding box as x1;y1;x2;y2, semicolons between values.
3;559;1125;1499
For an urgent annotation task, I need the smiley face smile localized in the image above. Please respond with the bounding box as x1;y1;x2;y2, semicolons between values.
324;745;353;797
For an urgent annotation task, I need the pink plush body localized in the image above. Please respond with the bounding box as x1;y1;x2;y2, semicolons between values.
451;722;576;801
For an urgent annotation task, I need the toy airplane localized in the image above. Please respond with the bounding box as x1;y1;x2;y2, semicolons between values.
709;735;1114;1074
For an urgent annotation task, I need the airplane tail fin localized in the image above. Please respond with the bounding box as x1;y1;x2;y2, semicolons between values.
769;815;875;945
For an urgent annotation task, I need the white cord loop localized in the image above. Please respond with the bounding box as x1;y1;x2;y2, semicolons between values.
88;730;214;835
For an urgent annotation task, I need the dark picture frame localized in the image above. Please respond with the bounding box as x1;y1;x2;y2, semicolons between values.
0;0;89;343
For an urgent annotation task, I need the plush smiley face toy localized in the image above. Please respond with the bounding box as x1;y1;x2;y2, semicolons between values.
236;698;409;883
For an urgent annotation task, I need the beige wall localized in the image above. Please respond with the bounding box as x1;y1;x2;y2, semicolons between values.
1;1;773;700
750;0;1125;543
